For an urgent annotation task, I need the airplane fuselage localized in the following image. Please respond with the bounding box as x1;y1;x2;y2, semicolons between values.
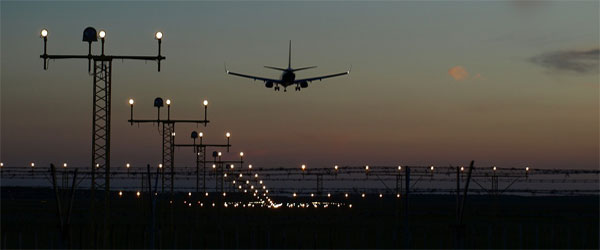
280;70;295;87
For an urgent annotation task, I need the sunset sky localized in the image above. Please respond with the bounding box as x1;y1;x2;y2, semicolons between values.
1;1;598;170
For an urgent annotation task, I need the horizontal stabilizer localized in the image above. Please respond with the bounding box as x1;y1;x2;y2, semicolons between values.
264;66;288;71
292;66;317;72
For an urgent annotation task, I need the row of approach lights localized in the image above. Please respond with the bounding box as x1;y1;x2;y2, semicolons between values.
40;28;163;44
292;192;401;199
40;28;163;70
0;162;531;173
128;98;208;122
41;28;149;38
300;164;531;173
117;192;282;209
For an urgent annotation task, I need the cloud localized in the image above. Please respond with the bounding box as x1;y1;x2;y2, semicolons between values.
530;48;599;74
448;66;469;81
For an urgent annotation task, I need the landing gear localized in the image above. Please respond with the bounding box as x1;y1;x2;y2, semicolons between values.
274;86;280;91
295;87;301;91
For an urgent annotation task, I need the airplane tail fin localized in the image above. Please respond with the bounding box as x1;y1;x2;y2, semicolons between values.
288;40;292;69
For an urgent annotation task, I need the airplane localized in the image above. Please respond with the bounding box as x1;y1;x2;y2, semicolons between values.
226;41;350;92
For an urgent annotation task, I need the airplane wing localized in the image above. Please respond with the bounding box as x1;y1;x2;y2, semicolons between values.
226;70;282;83
294;70;349;83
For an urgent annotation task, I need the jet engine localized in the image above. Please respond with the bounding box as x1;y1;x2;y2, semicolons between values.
265;81;274;88
300;81;308;88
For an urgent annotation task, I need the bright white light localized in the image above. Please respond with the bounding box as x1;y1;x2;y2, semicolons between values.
430;166;434;171
461;166;464;171
171;132;176;136
0;163;3;167
493;166;497;171
136;191;141;197
188;192;192;196
98;30;106;39
203;100;208;106
379;194;383;198
199;132;203;137
212;164;216;169
254;173;258;178
218;152;222;157
230;164;234;169
159;164;163;168
119;191;123;197
41;29;48;37
205;192;209;196
240;152;244;157
526;167;530;171
126;163;130;168
31;162;35;167
63;163;67;168
365;165;369;170
248;164;253;169
222;192;226;197
155;31;163;40
293;193;297;197
398;166;402;171
397;194;400;198
310;193;314;197
327;193;331;198
301;164;306;171
334;165;338;170
345;193;348;198
129;99;134;105
361;193;365;198
226;132;231;138
166;99;171;105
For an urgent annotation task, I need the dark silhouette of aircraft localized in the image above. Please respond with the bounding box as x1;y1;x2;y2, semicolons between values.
226;41;350;92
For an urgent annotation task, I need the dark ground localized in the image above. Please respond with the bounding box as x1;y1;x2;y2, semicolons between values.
1;187;598;249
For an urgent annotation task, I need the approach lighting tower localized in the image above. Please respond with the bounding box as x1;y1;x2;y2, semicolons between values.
39;26;164;247
128;97;209;195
